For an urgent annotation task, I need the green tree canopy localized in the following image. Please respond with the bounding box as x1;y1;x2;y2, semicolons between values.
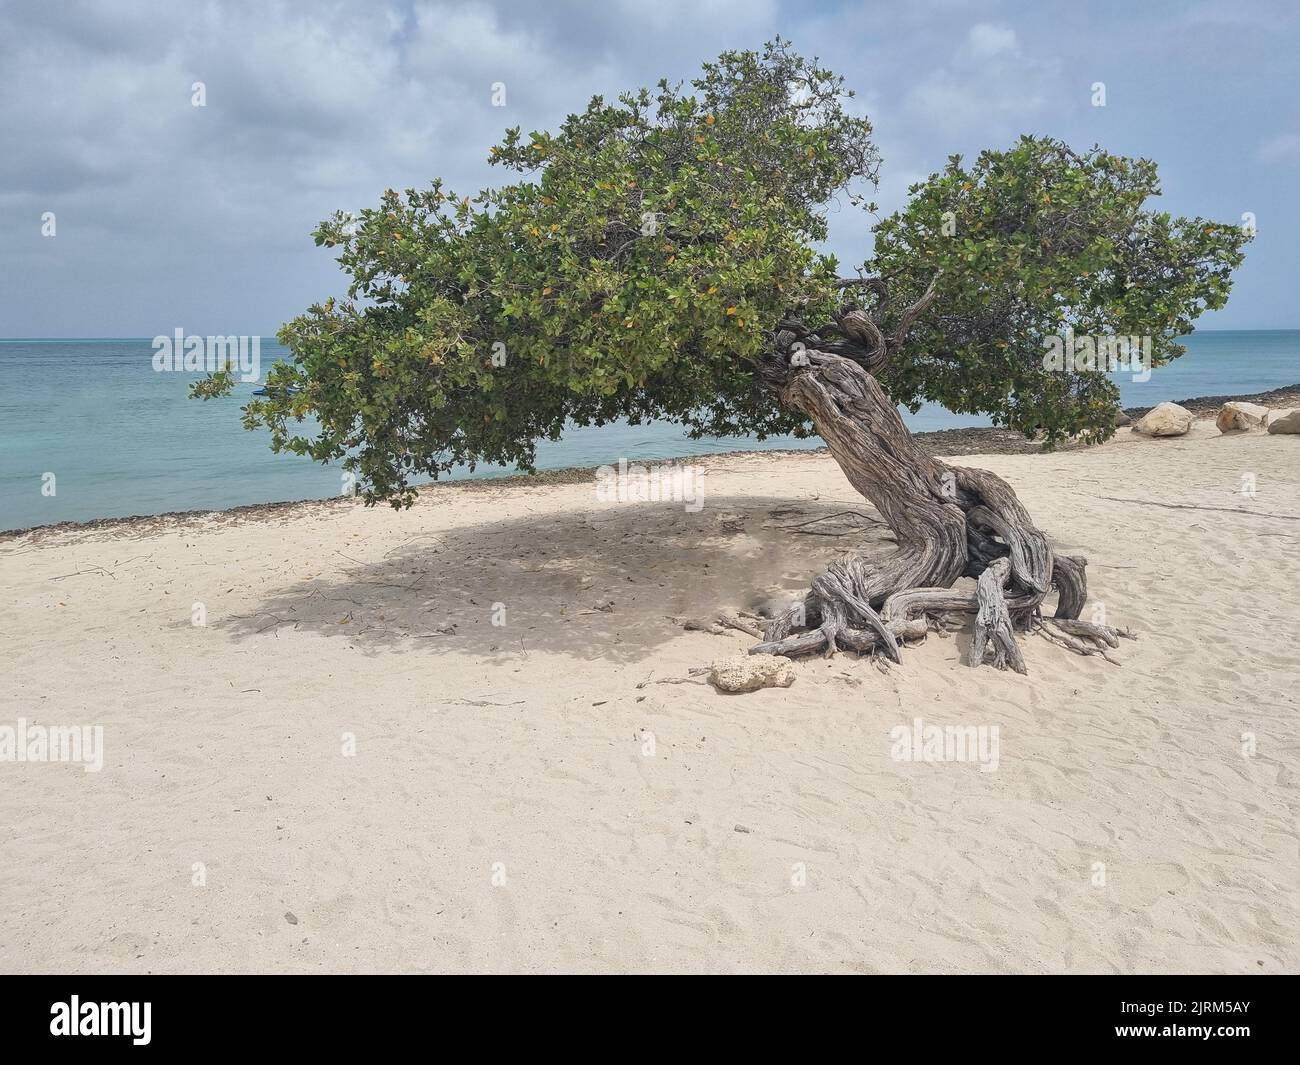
195;39;1248;506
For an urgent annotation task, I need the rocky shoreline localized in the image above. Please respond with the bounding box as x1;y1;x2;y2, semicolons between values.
1122;382;1300;418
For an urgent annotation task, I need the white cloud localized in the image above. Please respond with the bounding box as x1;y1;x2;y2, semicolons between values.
901;22;1053;139
966;23;1018;59
0;0;1291;333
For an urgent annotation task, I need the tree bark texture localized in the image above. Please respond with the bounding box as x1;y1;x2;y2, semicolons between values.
751;345;1121;672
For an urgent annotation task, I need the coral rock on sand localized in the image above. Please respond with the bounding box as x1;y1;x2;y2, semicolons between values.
710;653;796;693
1113;409;1132;427
1266;409;1300;435
1215;401;1271;433
1131;401;1192;437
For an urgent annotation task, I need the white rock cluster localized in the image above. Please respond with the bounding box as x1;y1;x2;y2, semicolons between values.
1127;399;1300;437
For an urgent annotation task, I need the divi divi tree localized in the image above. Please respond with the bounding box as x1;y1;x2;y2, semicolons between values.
197;41;1248;672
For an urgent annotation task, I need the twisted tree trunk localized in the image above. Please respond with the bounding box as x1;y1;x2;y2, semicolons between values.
750;300;1124;672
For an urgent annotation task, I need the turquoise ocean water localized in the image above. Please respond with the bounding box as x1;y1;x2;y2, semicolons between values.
2;330;1297;531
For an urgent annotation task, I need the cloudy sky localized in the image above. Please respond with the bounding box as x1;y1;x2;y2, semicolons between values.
2;0;1296;336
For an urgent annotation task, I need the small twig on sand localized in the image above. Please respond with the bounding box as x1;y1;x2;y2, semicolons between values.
776;510;881;533
677;613;763;638
717;614;763;637
50;565;114;581
636;667;710;689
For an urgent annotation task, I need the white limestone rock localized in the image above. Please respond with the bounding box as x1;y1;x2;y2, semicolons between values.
1131;402;1192;437
1215;401;1270;432
710;653;796;693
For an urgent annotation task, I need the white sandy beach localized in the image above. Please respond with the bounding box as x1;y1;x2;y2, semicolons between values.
1;419;1297;974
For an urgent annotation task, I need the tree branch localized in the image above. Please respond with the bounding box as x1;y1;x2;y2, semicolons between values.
889;271;941;352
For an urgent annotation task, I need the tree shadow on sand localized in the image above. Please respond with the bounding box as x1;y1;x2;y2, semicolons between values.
214;494;900;666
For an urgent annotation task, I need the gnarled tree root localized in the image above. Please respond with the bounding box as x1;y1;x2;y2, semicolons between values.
971;558;1026;673
749;548;1122;673
746;345;1129;675
1035;616;1137;665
